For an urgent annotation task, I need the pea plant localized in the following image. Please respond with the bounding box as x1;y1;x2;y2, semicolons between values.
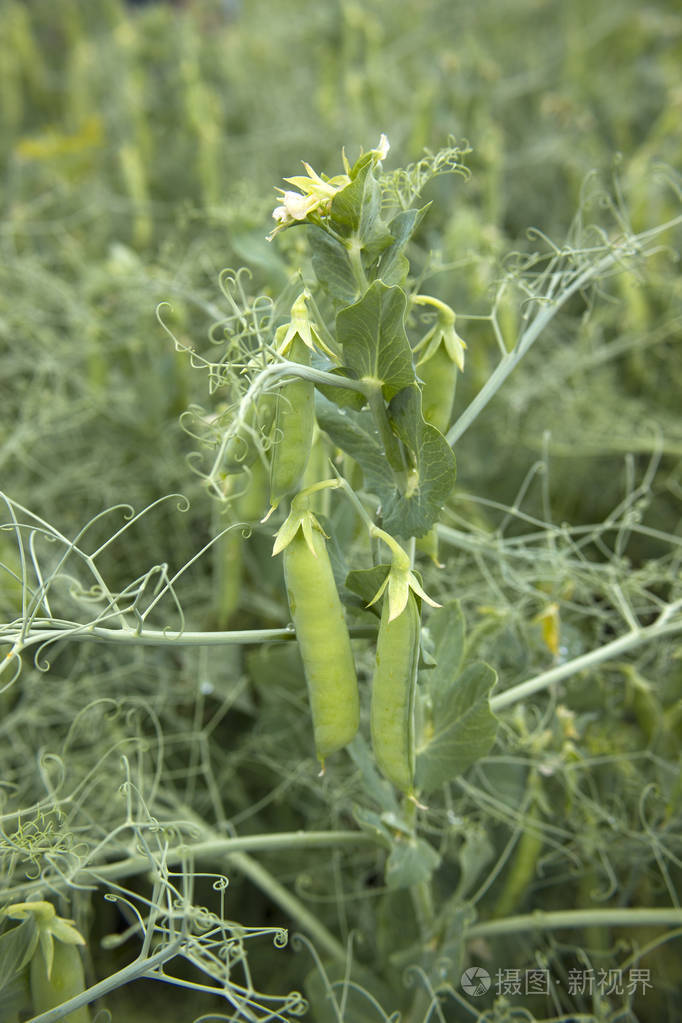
1;138;681;1022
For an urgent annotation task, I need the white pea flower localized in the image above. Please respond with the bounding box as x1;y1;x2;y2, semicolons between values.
268;164;350;240
373;133;390;161
267;136;390;241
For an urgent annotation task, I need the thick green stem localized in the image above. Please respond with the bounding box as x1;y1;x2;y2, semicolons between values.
491;612;682;712
468;907;682;938
3;830;377;915
346;235;368;292
445;237;669;447
1;623;377;661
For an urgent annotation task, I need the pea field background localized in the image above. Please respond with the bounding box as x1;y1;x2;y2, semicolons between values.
1;1;681;1022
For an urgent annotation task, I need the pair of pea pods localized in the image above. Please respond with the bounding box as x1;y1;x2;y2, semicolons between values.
283;526;419;793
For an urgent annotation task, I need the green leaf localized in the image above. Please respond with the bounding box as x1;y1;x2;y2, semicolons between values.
348;149;375;179
382;384;457;537
346;734;400;814
308;226;357;304
336;281;415;400
422;601;466;697
316;385;456;539
416;661;498;793
377;207;428;286
345;564;390;614
385;836;440;889
429;902;476;979
0;917;38;992
0;974;29;1023
330;162;377;235
314;394;395;497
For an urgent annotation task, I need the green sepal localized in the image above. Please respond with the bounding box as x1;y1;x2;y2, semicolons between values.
0;914;39;990
272;502;325;558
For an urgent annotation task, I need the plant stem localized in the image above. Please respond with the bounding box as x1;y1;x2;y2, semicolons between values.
446;242;648;447
27;938;184;1023
367;383;407;477
3;831;377;921
346;235;368;292
97;830;377;884
468;907;682;938
491;611;682;712
0;623;378;662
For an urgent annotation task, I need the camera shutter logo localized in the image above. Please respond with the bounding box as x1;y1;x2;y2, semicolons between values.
461;967;491;996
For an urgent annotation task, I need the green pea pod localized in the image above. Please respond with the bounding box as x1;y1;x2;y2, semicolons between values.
283;526;359;762
214;459;268;627
270;336;314;509
30;939;90;1023
223;392;276;474
371;590;421;792
493;772;545;917
418;340;457;435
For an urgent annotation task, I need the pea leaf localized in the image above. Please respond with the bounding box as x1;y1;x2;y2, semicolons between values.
376;206;428;286
0;976;29;1023
331;162;378;236
0;915;38;991
347;734;400;814
381;384;457;537
454;825;496;901
348;149;375;179
385;836;441;889
315;388;456;539
345;564;390;614
421;601;466;697
314;394;394;497
428;902;476;979
336;281;415;400
416;661;498;794
307;226;357;305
